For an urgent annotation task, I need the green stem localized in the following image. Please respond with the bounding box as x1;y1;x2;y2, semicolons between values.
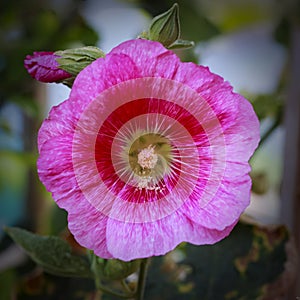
259;118;280;148
121;279;133;293
258;107;282;149
135;258;150;300
94;277;134;299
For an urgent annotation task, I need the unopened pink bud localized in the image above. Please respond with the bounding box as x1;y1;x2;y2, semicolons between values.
24;51;72;83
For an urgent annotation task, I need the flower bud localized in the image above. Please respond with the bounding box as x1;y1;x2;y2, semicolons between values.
24;51;72;83
55;46;105;76
93;257;140;280
148;3;180;47
140;3;194;50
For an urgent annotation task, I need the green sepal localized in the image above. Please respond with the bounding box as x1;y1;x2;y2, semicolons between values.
4;227;93;278
90;252;140;280
61;77;75;88
55;46;105;76
167;39;195;50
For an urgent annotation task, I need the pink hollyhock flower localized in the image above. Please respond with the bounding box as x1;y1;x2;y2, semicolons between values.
37;39;260;261
24;51;72;83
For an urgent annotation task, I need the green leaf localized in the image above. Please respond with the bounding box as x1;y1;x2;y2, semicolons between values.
4;227;93;278
145;222;292;300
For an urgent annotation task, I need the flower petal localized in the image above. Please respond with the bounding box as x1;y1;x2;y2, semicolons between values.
38;134;78;210
109;39;179;78
38;100;78;151
36;39;260;260
68;204;112;259
24;51;71;82
69;52;140;107
106;211;236;261
38;133;112;258
182;177;251;230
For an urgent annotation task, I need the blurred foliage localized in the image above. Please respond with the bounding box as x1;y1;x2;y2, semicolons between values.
250;171;270;195
0;0;99;229
0;151;35;232
0;0;99;287
199;0;280;32
0;0;98;113
252;93;283;121
2;221;295;299
0;268;96;300
143;222;293;300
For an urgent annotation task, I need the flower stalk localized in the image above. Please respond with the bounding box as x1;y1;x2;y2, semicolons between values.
136;258;150;300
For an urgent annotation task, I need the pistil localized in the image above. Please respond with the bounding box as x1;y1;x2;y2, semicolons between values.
137;145;158;170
